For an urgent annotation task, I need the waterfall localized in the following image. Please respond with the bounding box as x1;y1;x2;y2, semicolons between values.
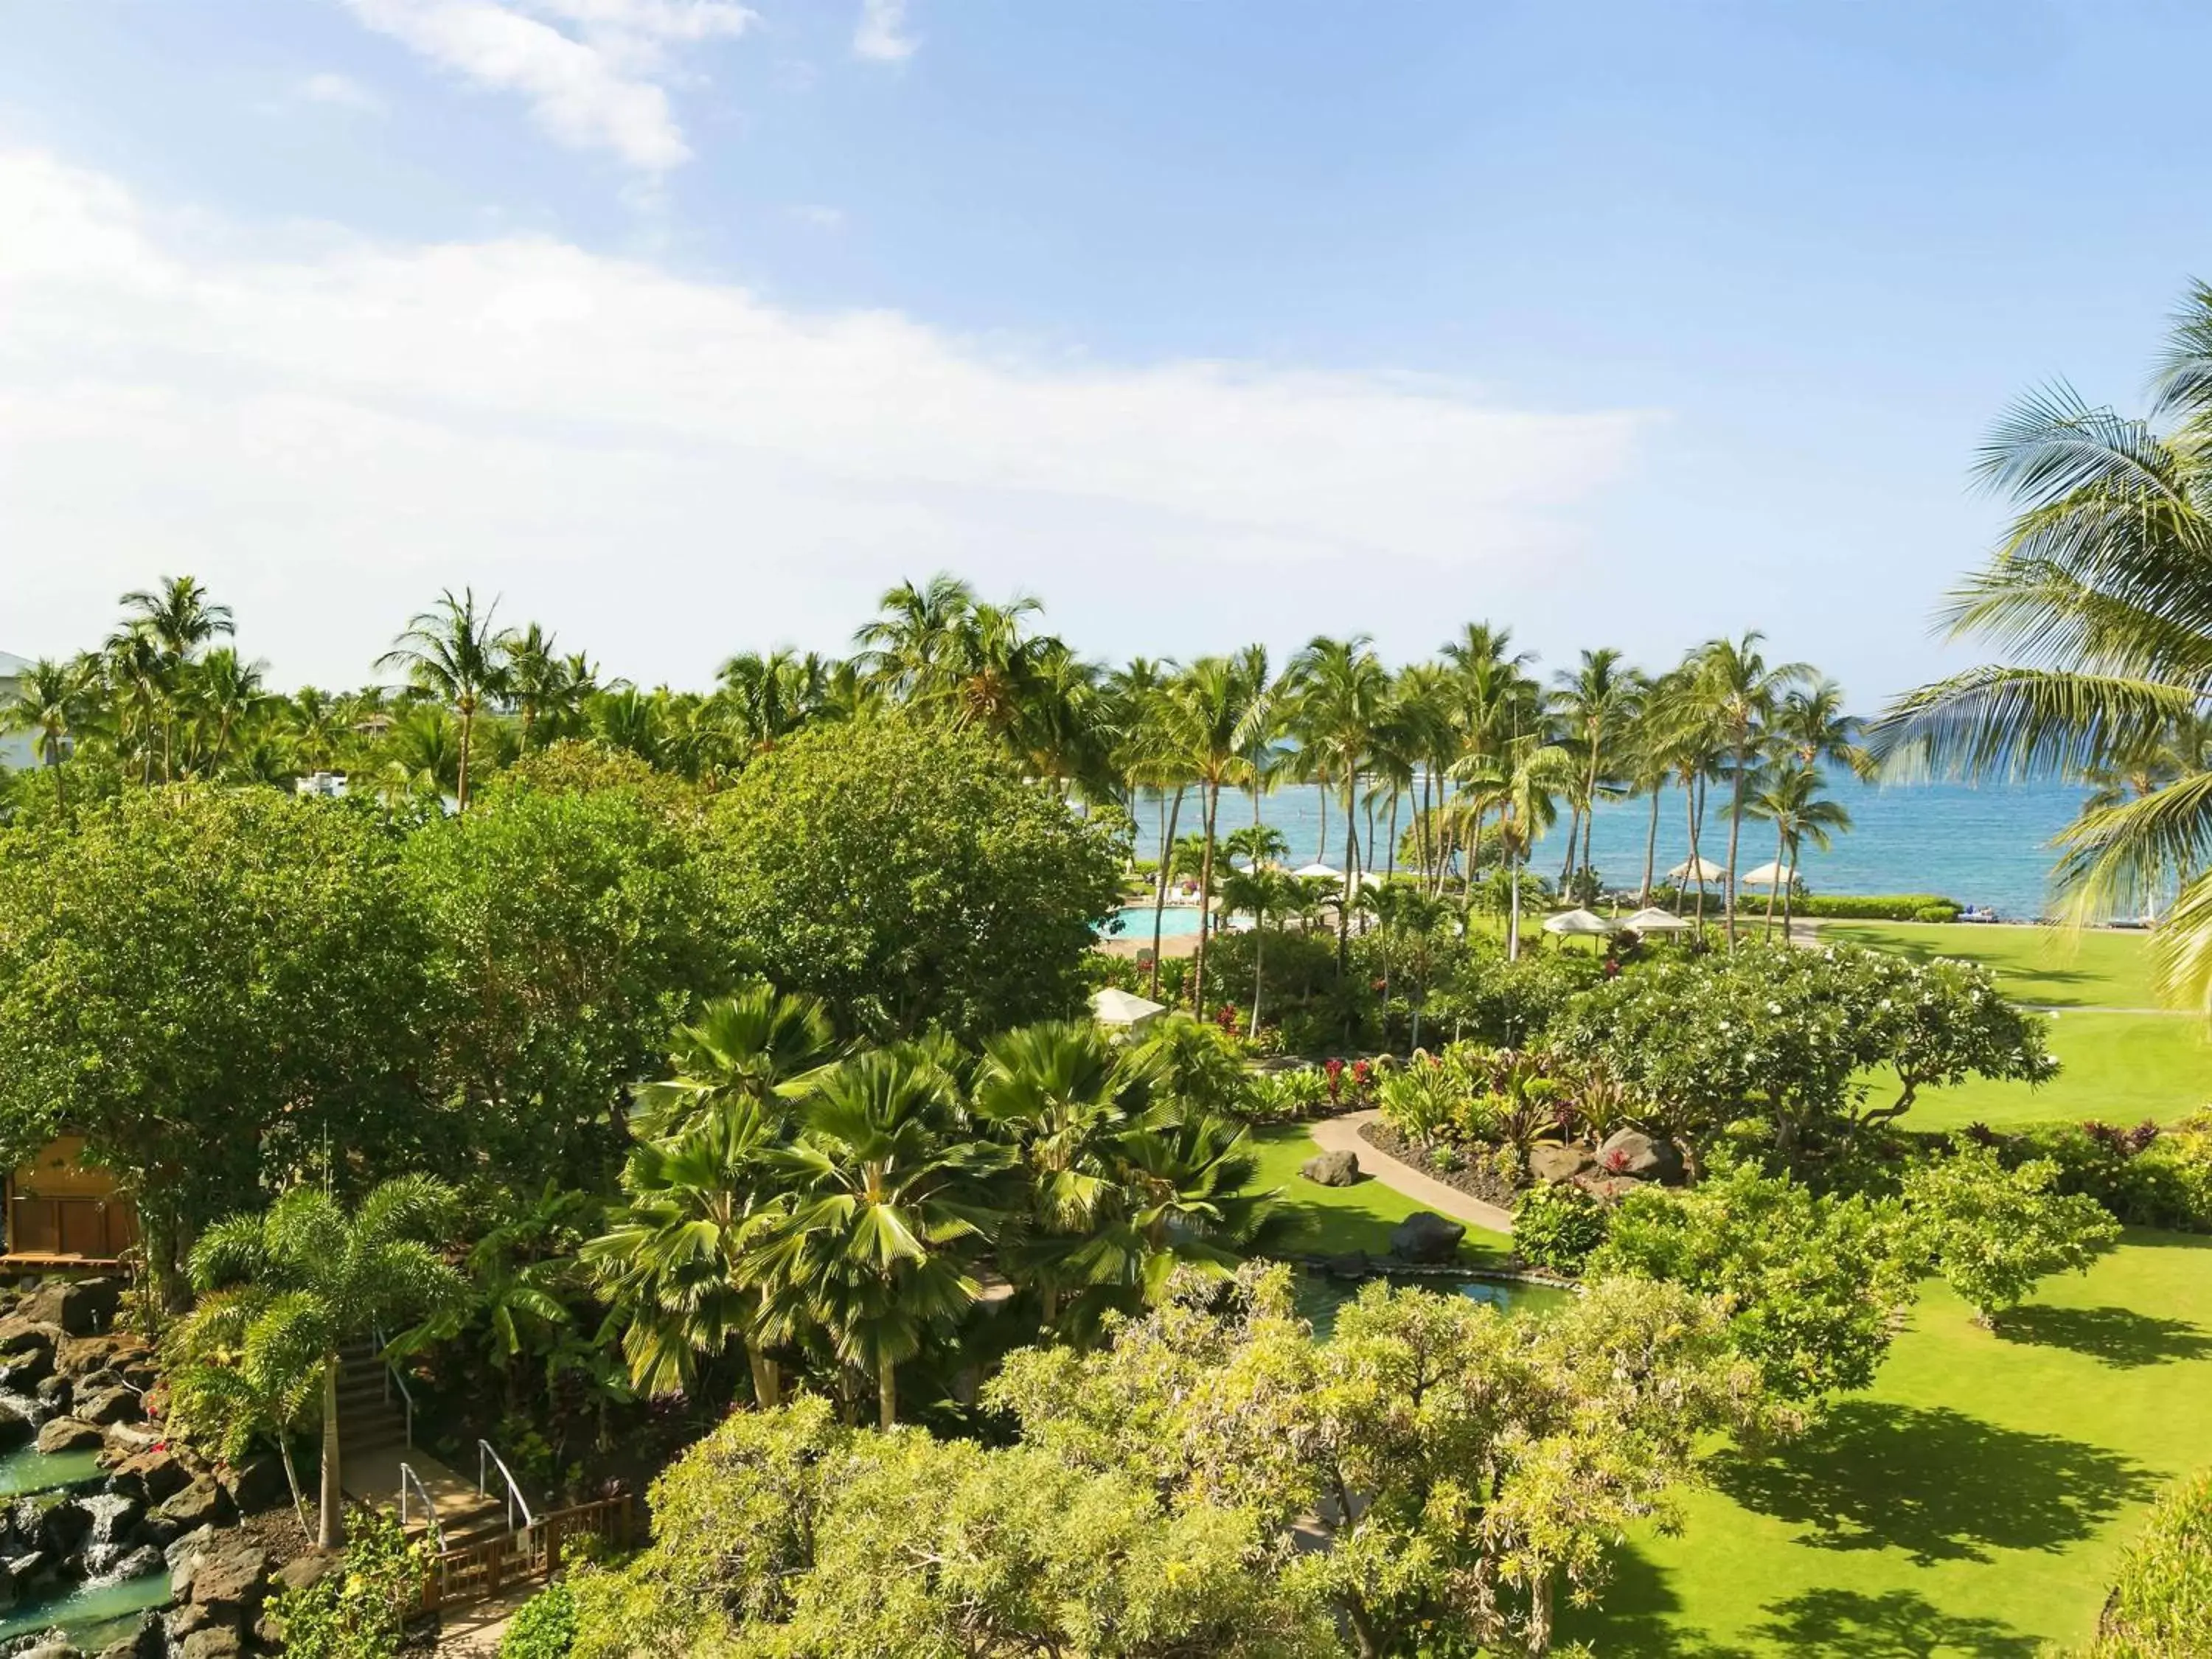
76;1493;135;1584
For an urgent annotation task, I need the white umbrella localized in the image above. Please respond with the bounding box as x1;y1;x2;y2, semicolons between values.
1541;908;1614;937
1666;856;1728;883
1739;861;1792;889
1292;862;1341;881
1091;987;1167;1031
1623;905;1692;933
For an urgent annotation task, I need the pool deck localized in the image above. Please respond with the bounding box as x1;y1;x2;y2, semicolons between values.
1310;1110;1517;1235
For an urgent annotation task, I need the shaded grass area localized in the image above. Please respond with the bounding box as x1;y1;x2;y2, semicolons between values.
1563;1231;2212;1655
1820;923;2212;1128
1245;1121;1512;1266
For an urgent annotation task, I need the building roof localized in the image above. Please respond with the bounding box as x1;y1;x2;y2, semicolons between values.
0;650;29;680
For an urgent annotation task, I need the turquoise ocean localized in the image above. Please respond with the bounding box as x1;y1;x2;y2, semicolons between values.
1127;780;2099;923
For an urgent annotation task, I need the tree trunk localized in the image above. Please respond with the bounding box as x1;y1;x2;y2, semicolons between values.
319;1354;344;1551
747;1340;781;1411
278;1432;312;1546
878;1363;897;1430
1764;820;1785;937
1337;793;1358;977
1315;779;1329;864
1723;745;1749;944
1558;804;1580;888
1149;786;1186;1001
1784;838;1801;933
1251;925;1266;1039
1193;781;1221;1015
1507;843;1523;961
1641;785;1661;903
457;701;474;813
1687;782;1707;928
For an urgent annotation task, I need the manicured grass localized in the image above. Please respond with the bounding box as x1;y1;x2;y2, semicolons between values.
1246;1121;1512;1266
1821;922;2212;1129
1565;1231;2212;1655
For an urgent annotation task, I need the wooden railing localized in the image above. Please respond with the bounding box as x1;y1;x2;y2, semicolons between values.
420;1494;633;1613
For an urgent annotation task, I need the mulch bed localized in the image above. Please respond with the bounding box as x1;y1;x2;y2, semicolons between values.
1357;1121;1523;1213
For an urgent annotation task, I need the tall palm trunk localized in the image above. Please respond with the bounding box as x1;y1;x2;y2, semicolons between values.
1640;786;1661;902
457;698;476;812
1149;787;1186;1001
1557;804;1581;888
1315;779;1329;864
1783;838;1801;933
1581;774;1598;891
1506;838;1523;961
319;1354;344;1550
1764;820;1786;937
1722;744;1750;944
878;1363;897;1430
1251;920;1267;1038
1686;785;1707;928
1193;781;1221;1014
746;1340;782;1411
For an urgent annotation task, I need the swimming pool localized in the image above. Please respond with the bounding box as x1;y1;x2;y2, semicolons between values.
1100;904;1208;939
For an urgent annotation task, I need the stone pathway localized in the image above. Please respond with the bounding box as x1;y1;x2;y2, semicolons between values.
1307;1110;1516;1235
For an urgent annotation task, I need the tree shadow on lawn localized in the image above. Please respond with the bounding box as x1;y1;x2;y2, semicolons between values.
1995;1304;2212;1368
1751;1588;2042;1658
1712;1401;2156;1566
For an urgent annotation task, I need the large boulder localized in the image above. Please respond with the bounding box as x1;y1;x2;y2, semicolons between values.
0;1408;35;1455
186;1543;271;1621
178;1631;240;1659
110;1447;189;1507
1300;1150;1361;1188
1595;1128;1684;1186
35;1499;92;1559
32;1377;69;1415
19;1282;121;1340
1389;1211;1467;1265
0;1322;60;1366
216;1456;289;1517
108;1545;164;1584
33;1419;101;1456
69;1384;138;1428
154;1478;234;1534
94;1613;162;1659
1573;1172;1646;1204
274;1553;336;1596
1529;1144;1594;1185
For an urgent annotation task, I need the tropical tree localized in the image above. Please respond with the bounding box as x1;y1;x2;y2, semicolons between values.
1216;863;1298;1034
2;657;88;808
1691;633;1811;942
1550;648;1643;889
1876;283;2212;1003
745;1049;1009;1427
174;1177;466;1548
119;574;234;781
1167;658;1253;1015
1291;636;1389;975
630;985;846;1138
378;588;512;810
1748;762;1852;933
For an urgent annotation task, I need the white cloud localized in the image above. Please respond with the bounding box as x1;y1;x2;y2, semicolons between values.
340;0;753;172
852;0;917;62
788;203;845;229
0;147;1651;688
296;72;387;114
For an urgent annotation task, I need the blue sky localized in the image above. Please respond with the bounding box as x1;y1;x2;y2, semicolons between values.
4;1;2211;702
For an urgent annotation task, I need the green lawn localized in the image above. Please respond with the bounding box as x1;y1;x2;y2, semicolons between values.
1820;922;2212;1128
1247;1121;1512;1266
1565;1231;2212;1655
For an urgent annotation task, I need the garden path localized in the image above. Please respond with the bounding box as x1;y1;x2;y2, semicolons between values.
1308;1110;1517;1235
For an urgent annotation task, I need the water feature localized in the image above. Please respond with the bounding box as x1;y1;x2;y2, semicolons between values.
0;1448;100;1500
1293;1267;1570;1339
0;1446;169;1650
0;1572;168;1652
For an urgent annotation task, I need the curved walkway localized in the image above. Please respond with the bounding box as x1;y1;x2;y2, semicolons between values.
1307;1110;1516;1235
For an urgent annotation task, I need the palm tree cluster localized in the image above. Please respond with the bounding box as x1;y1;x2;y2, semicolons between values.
7;575;1866;950
583;985;1283;1430
1878;282;2212;1006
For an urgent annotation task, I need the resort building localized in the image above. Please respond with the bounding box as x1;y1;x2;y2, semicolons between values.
0;650;34;771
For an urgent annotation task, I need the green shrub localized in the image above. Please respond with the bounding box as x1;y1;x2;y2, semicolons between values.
2082;1467;2212;1656
1242;1067;1331;1122
1376;1054;1461;1140
1791;893;1961;922
1512;1182;1609;1275
501;1582;578;1659
268;1510;428;1659
2006;1115;2212;1234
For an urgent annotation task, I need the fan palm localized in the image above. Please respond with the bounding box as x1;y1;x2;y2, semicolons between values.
630;985;846;1138
173;1176;465;1548
1877;284;2212;995
745;1049;1009;1427
377;588;512;810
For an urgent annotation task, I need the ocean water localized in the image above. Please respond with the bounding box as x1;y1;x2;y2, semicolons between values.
1129;779;2097;922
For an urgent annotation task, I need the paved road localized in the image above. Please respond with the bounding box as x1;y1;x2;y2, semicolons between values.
1307;1110;1516;1235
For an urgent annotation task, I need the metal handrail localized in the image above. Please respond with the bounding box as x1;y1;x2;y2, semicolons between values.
372;1326;415;1449
477;1439;538;1537
397;1461;444;1550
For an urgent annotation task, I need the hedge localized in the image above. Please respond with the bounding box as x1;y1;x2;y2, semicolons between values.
2081;1467;2212;1655
1793;894;1962;922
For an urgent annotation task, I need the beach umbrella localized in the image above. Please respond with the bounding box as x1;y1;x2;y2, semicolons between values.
1542;908;1613;936
1091;987;1167;1032
1666;856;1728;884
1739;861;1793;890
1623;905;1693;933
1292;862;1340;880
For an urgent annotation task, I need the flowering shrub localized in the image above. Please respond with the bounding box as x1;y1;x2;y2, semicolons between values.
1513;1182;1610;1275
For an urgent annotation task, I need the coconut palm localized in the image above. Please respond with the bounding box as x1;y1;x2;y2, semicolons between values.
119;575;234;782
1877;284;2212;995
191;647;271;773
1460;734;1576;960
174;1176;465;1548
1747;762;1852;935
505;623;592;748
1166;658;1253;1015
582;1094;796;1410
1291;636;1390;974
1440;625;1543;905
630;985;846;1139
852;574;977;699
377;588;512;810
745;1049;1009;1427
1217;860;1297;1035
1690;633;1812;942
2;657;88;807
1551;648;1643;890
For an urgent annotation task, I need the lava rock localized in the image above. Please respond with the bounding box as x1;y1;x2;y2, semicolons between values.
0;1554;15;1611
4;1629;78;1659
94;1612;162;1659
35;1419;102;1456
1299;1150;1361;1187
111;1448;189;1506
31;1378;68;1415
7;1552;57;1596
1528;1144;1595;1184
178;1630;240;1659
35;1499;91;1558
19;1283;121;1340
0;1409;35;1455
1572;1172;1646;1203
108;1544;164;1582
69;1385;137;1429
154;1478;234;1533
216;1456;288;1517
1593;1128;1684;1186
1388;1210;1467;1265
186;1543;271;1621
274;1553;335;1595
1324;1251;1370;1281
0;1324;58;1364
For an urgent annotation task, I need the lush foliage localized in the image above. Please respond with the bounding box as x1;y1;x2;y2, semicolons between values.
1902;1138;2124;1323
1512;1182;1610;1274
2079;1467;2212;1658
1997;1113;2212;1233
267;1509;430;1659
499;1580;579;1659
1790;892;1964;922
702;715;1123;1040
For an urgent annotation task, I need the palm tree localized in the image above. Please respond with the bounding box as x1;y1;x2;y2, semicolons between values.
1167;658;1253;1015
630;985;846;1138
174;1177;465;1548
1747;762;1852;934
1216;861;1296;1036
1691;633;1812;942
1624;670;1690;903
583;1093;795;1410
1461;734;1576;959
853;574;977;700
1440;625;1542;907
192;647;270;773
746;1049;1009;1427
378;588;512;810
1551;648;1642;891
1876;284;2212;993
1291;636;1390;975
505;623;588;749
119;575;234;782
3;658;88;808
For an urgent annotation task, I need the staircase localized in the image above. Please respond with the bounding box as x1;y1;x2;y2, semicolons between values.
335;1341;512;1553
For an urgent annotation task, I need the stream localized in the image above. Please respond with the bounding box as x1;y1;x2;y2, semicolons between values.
0;1442;167;1652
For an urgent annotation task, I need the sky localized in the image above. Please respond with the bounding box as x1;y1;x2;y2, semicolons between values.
4;0;2211;704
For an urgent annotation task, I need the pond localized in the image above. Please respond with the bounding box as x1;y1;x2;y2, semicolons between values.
0;1571;170;1650
0;1444;105;1498
1293;1269;1571;1338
